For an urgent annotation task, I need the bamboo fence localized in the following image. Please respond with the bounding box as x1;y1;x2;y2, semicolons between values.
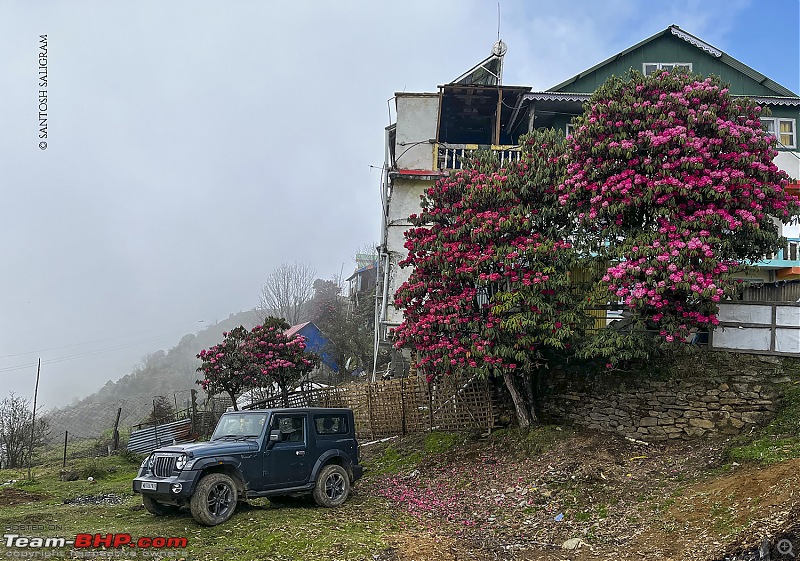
245;375;494;439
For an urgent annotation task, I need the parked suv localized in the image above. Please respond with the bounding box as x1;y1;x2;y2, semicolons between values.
133;407;362;526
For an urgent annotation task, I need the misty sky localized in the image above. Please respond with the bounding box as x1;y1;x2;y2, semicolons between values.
1;0;798;409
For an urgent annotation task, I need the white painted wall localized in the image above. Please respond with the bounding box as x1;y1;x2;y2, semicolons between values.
774;151;800;237
775;151;800;181
394;93;439;171
385;178;433;327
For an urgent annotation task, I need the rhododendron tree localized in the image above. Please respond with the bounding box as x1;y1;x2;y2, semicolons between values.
197;319;318;409
393;130;594;428
196;326;253;410
560;69;799;366
248;317;318;406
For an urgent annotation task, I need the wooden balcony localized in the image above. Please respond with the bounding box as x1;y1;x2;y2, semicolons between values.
436;143;521;170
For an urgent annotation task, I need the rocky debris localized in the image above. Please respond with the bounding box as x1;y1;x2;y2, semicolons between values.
63;493;126;506
562;537;589;550
59;470;79;481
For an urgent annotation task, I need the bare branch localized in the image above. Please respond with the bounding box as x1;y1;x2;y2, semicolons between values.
258;262;316;325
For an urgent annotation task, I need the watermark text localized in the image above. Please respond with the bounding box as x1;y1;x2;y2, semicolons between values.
38;34;48;149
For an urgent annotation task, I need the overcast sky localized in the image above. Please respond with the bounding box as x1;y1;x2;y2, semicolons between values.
1;0;798;409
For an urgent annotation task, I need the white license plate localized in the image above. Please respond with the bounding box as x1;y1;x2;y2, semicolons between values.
141;482;157;491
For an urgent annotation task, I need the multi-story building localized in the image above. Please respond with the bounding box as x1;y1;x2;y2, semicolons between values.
374;25;800;372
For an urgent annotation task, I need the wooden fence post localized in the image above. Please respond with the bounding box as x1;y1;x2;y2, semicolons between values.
486;381;493;435
190;389;198;436
428;381;434;432
367;384;375;440
112;407;122;452
152;399;160;447
400;378;407;435
62;431;68;468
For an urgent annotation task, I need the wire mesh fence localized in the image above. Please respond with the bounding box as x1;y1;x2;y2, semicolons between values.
22;375;494;470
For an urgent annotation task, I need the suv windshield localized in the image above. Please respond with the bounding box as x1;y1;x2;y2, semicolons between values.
211;413;269;440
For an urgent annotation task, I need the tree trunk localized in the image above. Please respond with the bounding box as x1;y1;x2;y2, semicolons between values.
502;371;534;429
521;371;539;424
228;391;239;411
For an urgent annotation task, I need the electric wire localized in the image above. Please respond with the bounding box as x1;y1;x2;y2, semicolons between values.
0;327;199;374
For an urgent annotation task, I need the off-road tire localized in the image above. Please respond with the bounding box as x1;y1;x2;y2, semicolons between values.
142;494;180;516
190;473;238;526
312;464;350;507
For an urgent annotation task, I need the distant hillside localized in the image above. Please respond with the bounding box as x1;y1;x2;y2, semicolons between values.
44;309;260;440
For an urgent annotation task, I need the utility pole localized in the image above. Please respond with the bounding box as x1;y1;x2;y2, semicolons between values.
28;359;41;480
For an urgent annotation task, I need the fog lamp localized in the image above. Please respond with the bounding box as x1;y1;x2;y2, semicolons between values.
171;483;183;494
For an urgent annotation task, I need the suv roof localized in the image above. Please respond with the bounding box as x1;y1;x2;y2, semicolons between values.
236;407;353;415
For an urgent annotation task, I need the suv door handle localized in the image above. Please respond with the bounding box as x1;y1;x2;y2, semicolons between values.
296;450;305;456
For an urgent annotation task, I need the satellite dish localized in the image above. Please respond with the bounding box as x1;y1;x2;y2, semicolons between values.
491;40;507;57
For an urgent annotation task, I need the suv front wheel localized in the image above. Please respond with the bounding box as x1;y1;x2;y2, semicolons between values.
142;494;180;516
190;473;238;526
313;464;350;507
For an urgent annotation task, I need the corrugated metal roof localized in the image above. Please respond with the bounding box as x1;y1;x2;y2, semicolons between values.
284;322;310;338
127;418;193;454
347;262;377;281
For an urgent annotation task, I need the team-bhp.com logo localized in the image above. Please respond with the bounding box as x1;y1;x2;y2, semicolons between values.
4;533;188;549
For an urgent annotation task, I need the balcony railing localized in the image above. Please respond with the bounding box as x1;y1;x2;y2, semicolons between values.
436;143;521;170
759;238;800;268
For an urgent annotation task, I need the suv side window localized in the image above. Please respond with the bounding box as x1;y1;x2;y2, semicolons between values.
314;414;348;435
273;415;305;443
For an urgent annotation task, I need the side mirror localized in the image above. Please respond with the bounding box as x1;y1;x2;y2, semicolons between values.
269;430;281;442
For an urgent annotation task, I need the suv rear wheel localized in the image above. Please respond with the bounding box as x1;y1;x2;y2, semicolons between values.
190;473;238;526
312;464;350;507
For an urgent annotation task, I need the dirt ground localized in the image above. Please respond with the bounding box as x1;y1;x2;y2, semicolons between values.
362;430;800;561
0;487;46;506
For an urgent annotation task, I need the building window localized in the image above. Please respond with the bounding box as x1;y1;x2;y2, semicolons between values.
565;123;575;137
643;62;692;76
761;118;796;148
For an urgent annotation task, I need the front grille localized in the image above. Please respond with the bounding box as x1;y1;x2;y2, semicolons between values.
153;455;176;477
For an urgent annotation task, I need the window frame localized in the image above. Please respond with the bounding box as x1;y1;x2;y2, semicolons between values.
565;123;576;137
761;117;797;149
272;414;306;443
642;62;692;76
313;414;349;436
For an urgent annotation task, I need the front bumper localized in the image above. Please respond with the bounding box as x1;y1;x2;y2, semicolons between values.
132;468;201;500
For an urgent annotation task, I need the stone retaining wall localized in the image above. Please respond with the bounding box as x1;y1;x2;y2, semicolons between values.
541;352;797;440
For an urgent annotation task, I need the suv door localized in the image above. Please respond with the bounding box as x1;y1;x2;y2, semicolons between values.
264;414;312;488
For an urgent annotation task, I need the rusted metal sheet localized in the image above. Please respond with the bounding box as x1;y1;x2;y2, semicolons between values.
127;418;192;454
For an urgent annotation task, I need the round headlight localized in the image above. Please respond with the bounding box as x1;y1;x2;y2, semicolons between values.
147;455;155;469
175;454;187;471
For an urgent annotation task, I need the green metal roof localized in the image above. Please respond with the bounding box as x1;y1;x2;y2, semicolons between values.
549;25;798;98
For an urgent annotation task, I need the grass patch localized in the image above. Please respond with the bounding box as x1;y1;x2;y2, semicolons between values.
573;511;591;522
367;446;422;475
489;425;573;457
725;382;800;464
365;431;475;476
423;431;465;454
0;454;402;561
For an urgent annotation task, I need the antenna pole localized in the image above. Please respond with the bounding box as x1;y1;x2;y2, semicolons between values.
497;2;501;42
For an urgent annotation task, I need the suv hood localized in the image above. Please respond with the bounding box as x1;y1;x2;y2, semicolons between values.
154;439;259;457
